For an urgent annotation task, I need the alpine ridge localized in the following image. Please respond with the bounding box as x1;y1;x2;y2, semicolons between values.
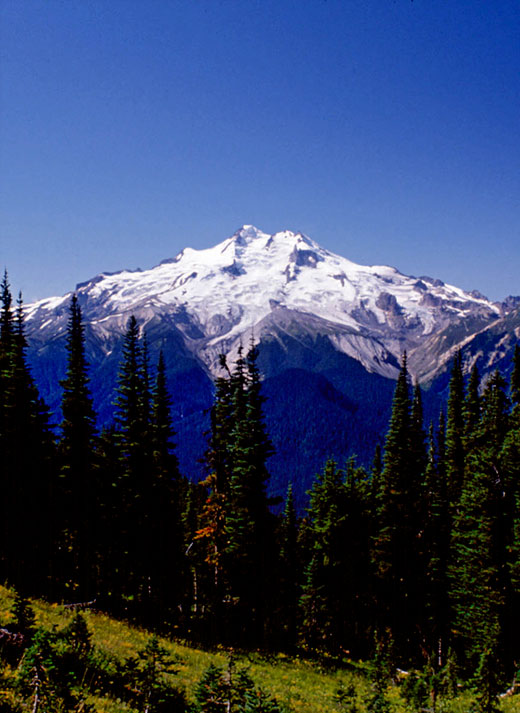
26;225;505;377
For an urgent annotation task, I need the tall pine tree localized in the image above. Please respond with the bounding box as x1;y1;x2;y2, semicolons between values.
57;294;98;597
372;354;425;662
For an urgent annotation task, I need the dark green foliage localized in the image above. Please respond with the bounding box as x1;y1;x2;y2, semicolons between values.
371;355;425;659
121;635;185;713
510;344;520;411
370;443;383;506
197;344;274;645
410;381;427;477
224;347;273;623
445;351;465;507
400;654;456;713
334;682;359;713
366;635;393;713
193;663;227;712
0;281;55;594
56;293;98;598
192;659;282;713
6;616;184;713
114;315;149;456
272;484;301;650
105;317;187;622
422;421;451;663
300;460;346;651
449;446;506;673
147;350;186;626
62;612;92;655
300;458;371;656
16;626;90;712
464;364;481;443
479;370;509;453
10;590;35;637
400;669;430;712
152;350;179;476
473;648;500;713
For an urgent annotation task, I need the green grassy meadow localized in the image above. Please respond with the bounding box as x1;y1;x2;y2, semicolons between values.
1;586;519;712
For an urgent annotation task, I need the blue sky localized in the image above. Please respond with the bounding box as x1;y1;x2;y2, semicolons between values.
1;0;519;302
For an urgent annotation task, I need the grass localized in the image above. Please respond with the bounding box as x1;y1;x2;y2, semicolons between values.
1;585;519;712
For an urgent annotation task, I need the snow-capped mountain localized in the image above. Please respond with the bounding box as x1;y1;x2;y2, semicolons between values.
23;226;519;500
26;225;502;380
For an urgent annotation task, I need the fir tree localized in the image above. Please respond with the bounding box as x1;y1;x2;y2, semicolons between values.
274;483;300;649
498;355;520;668
223;344;274;645
301;459;371;655
445;351;465;508
410;381;427;479
371;354;424;661
111;316;152;610
510;344;520;413
0;272;15;579
57;294;98;597
449;448;507;675
473;648;500;713
11;589;36;637
114;315;150;466
195;355;236;635
464;364;481;444
423;422;450;665
196;344;274;645
148;350;186;626
0;286;55;593
370;442;383;506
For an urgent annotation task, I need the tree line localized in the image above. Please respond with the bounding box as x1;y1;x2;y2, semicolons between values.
1;272;520;709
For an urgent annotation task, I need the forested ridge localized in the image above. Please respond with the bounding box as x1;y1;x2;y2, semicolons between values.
1;272;520;712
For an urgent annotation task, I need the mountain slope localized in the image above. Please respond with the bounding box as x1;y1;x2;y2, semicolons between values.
26;225;501;379
23;226;518;493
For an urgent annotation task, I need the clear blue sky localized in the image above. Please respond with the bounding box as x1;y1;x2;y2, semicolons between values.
1;0;519;302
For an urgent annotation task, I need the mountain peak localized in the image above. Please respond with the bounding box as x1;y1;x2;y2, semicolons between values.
25;225;504;384
232;225;268;241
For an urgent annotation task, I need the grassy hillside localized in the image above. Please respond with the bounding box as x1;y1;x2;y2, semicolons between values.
1;586;519;712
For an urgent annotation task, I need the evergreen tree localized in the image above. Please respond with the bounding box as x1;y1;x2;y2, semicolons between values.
273;484;300;649
223;344;274;644
107;322;185;622
195;355;236;636
11;589;36;637
464;364;481;444
371;354;424;661
449;373;510;678
114;315;150;467
445;351;465;508
57;294;98;597
498;352;520;668
148;350;186;626
510;344;520;413
151;351;178;476
370;443;383;506
111;315;152;611
192;660;282;713
479;370;509;453
0;271;15;581
124;635;184;712
0;285;55;593
301;459;371;655
410;381;427;479
423;422;450;665
196;344;274;645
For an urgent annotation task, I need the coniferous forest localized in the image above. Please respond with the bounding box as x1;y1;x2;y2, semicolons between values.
1;272;520;712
